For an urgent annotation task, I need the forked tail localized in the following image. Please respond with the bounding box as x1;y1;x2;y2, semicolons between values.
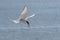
8;17;19;24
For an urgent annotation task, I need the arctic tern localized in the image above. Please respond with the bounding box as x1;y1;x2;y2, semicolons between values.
8;5;35;27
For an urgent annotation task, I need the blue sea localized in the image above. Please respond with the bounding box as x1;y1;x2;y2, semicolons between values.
0;0;60;40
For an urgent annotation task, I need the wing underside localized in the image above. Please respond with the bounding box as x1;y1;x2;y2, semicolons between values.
17;5;27;20
25;14;35;20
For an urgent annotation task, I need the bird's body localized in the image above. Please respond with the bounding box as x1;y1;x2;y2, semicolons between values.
8;5;35;27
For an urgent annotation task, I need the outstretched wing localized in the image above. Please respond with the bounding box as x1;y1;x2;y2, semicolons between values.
17;5;27;20
25;14;35;20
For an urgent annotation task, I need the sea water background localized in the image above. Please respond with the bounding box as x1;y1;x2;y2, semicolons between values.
0;0;60;40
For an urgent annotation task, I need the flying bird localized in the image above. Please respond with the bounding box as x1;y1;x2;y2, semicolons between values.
8;5;35;27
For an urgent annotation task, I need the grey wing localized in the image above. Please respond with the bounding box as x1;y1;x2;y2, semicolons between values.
17;5;27;21
25;14;35;20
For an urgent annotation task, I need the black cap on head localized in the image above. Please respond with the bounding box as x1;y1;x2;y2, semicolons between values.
26;21;30;27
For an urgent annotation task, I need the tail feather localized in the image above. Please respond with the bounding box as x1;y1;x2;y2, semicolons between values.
8;17;19;23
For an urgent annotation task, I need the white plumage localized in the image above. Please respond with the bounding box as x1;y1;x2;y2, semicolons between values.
8;5;35;26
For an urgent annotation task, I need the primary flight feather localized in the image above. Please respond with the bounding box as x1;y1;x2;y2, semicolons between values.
8;5;35;26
